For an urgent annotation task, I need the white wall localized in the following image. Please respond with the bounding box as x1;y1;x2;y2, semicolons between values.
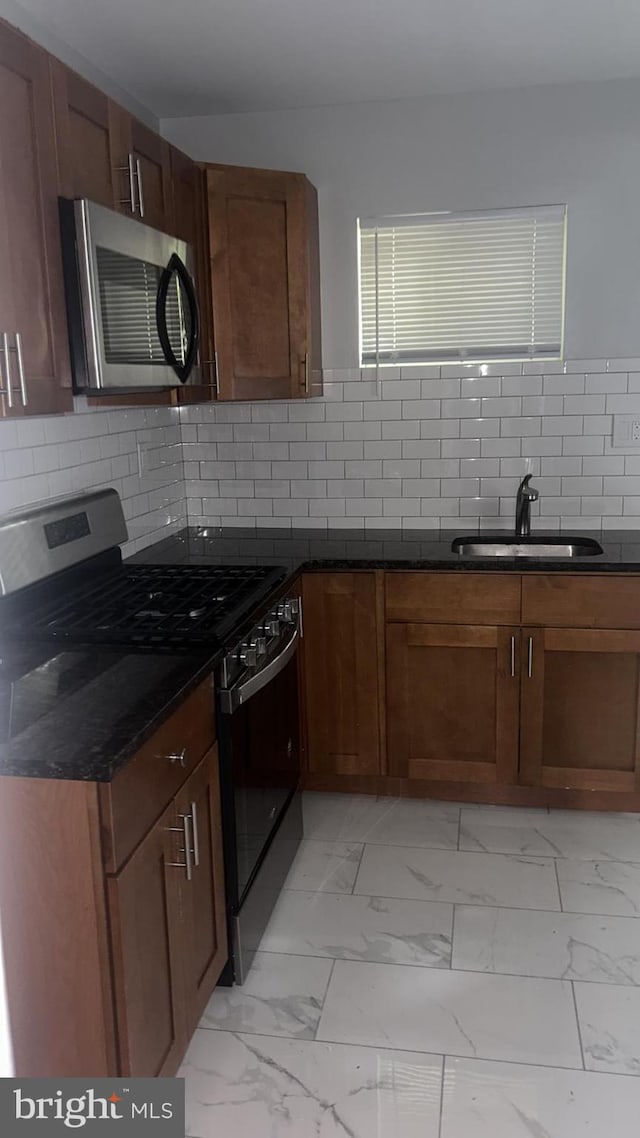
0;0;157;127
163;77;640;367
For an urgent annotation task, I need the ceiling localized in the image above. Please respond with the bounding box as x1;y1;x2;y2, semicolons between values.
14;0;640;117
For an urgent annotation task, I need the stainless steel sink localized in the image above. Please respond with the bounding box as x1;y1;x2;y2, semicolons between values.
451;535;604;558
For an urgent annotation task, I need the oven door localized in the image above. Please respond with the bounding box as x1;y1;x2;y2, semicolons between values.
218;621;302;982
61;198;200;390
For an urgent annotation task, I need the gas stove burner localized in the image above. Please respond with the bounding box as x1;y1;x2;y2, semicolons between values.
3;562;287;650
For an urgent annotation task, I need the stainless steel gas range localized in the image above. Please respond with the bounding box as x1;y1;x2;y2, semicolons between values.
0;488;303;984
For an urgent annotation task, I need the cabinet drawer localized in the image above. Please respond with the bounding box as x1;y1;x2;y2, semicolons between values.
522;575;640;628
385;572;521;625
100;676;216;872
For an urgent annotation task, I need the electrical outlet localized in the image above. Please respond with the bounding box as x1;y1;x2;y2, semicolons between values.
612;415;640;447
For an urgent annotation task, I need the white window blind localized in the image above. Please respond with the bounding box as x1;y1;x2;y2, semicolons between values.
358;205;566;366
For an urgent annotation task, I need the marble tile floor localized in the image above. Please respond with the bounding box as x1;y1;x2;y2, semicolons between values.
181;792;640;1136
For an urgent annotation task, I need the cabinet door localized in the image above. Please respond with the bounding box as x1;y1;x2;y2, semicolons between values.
175;747;228;1033
303;573;381;776
519;627;640;792
51;60;121;208
206;164;313;401
0;24;71;416
130;115;173;232
386;623;520;784
107;801;185;1077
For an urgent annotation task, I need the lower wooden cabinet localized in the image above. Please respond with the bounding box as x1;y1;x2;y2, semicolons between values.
519;627;640;793
302;570;640;807
108;746;227;1077
386;622;520;785
175;748;228;1031
108;798;184;1078
0;676;227;1078
303;573;381;777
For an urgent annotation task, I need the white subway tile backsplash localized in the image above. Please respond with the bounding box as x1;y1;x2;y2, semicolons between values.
541;416;583;436
344;421;381;440
460;458;500;477
444;438;480;457
481;396;522;417
581;496;623;515
586;372;628;394
606;393;640;413
382;420;421;439
442;398;482;419
501;417;542;437
543;374;585;395
460;376;501;397
502;375;542;396
461;418;499;438
383;459;421;478
5;358;640;537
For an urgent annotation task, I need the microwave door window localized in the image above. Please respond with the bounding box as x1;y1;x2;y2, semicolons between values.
96;247;169;368
156;253;199;382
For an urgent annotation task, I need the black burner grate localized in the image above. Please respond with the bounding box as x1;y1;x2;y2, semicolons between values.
6;564;285;648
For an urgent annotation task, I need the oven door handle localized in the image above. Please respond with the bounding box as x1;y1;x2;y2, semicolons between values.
220;622;299;714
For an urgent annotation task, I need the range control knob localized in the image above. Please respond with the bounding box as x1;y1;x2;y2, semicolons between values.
277;601;293;622
263;618;280;637
250;635;267;657
238;642;258;668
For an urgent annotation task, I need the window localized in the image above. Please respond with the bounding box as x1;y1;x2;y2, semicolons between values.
358;205;566;367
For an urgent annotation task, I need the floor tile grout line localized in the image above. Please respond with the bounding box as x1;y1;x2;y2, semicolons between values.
194;1022;640;1080
437;1055;446;1138
554;857;564;911
280;884;640;919
303;833;640;866
449;904;457;969
314;957;337;1041
350;841;368;894
571;980;587;1071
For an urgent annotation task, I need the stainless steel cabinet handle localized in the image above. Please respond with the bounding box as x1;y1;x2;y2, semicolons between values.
14;334;27;407
510;635;515;678
166;813;193;881
200;353;219;394
135;158;145;218
527;636;533;678
166;747;187;767
303;352;310;395
2;333;13;408
190;801;200;867
118;154;137;213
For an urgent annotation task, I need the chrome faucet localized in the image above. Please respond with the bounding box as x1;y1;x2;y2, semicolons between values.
515;474;539;536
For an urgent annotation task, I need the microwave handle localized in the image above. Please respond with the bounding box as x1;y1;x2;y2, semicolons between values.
156;252;200;382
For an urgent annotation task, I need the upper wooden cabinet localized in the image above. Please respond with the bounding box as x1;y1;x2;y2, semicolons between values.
170;145;216;405
206;164;322;401
0;21;72;417
51;61;122;208
302;573;381;778
53;59;173;231
127;113;174;232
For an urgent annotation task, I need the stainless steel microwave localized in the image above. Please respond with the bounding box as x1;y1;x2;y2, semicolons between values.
59;198;200;392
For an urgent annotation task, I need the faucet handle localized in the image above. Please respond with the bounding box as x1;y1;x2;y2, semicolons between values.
519;474;539;500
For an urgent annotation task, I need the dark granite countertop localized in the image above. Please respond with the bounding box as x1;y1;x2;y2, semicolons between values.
0;643;219;781
8;521;640;783
131;525;640;576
